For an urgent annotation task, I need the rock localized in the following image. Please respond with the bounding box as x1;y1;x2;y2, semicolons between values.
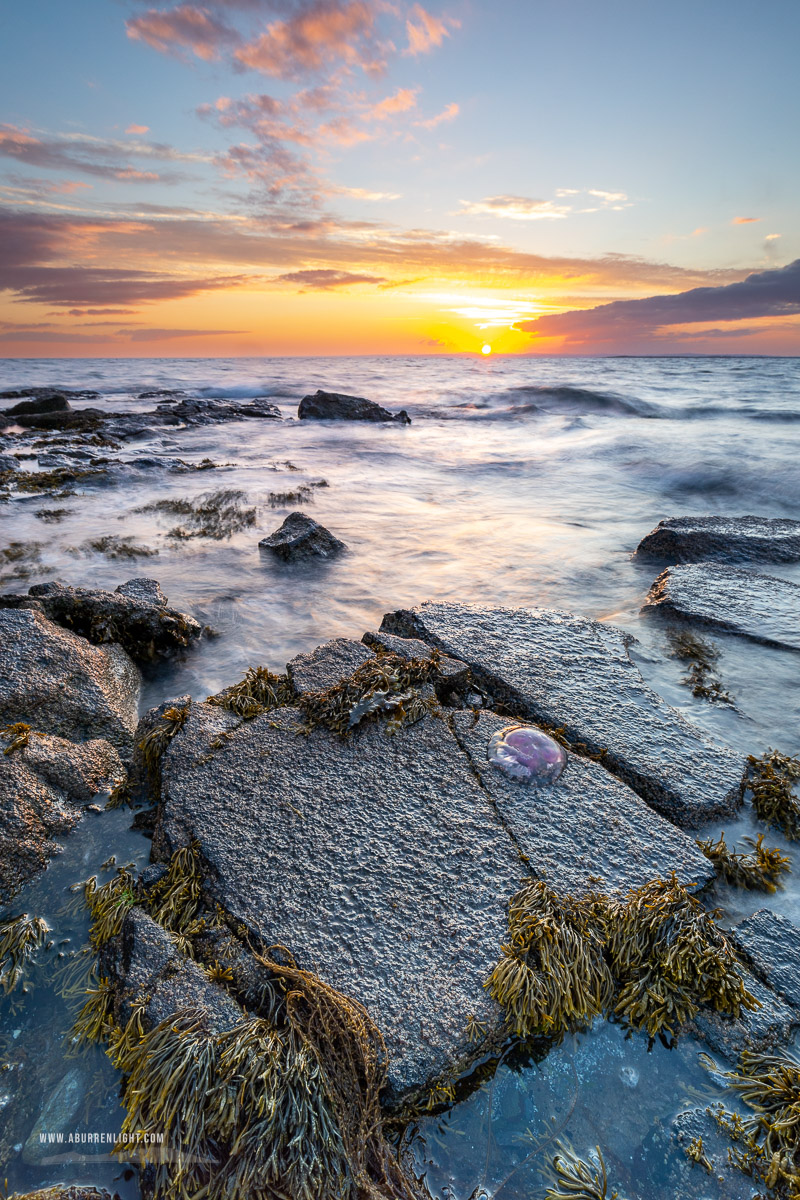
362;630;470;690
22;1066;87;1164
115;577;168;607
687;968;798;1060
9;408;107;433
0;454;19;472
381;601;743;827
5;393;71;416
259;512;347;561
643;562;800;652
0;731;124;899
298;389;411;424
450;710;714;896
671;1107;755;1199
730;910;800;1010
0;608;139;753
287;637;374;694
152;701;527;1097
13;1190;117;1200
635;515;800;564
0;579;202;662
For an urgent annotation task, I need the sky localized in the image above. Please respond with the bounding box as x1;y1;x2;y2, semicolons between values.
1;0;799;357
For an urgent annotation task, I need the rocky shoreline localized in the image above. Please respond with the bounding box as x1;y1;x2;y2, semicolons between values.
1;382;800;1200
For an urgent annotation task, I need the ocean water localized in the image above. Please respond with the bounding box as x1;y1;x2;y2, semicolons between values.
1;355;799;1198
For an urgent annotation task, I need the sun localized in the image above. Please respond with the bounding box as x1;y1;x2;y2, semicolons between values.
481;343;492;355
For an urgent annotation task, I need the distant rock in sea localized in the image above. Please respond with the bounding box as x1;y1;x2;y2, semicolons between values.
259;511;347;560
298;389;411;424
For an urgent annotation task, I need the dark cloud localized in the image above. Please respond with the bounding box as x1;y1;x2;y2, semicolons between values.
274;267;387;287
0;125;196;184
124;327;248;339
519;259;800;347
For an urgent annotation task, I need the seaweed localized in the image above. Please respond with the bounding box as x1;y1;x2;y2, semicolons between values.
81;535;159;560
267;486;315;506
138;703;190;796
69;977;116;1049
667;629;733;705
544;1144;619;1200
146;843;203;949
34;507;72;522
485;880;613;1038
53;946;98;1015
139;489;256;540
684;1134;713;1173
0;722;31;755
10;466;105;494
697;831;790;891
208;666;295;718
705;1048;800;1198
0;913;50;993
86;870;137;949
298;651;443;738
745;749;800;840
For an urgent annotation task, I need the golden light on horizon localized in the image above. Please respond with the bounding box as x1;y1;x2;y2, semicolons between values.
481;343;492;354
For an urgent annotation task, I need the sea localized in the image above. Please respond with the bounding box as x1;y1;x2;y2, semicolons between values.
1;354;799;1199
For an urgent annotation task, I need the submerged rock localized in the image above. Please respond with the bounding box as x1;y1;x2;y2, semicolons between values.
0;608;139;752
730;909;800;1011
643;562;800;652
635;514;800;564
298;389;411;424
452;710;713;896
259;512;347;561
381;601;743;827
0;730;123;899
10;1188;117;1200
0;578;202;661
22;1066;88;1165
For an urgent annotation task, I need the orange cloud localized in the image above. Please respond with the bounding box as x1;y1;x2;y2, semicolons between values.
126;5;238;61
368;87;418;120
234;1;386;79
126;124;150;135
732;216;760;224
417;101;458;129
405;4;457;55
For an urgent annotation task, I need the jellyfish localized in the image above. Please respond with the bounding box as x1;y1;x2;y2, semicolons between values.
487;725;567;785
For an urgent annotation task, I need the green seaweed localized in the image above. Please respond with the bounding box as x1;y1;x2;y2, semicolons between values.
146;842;203;950
697;831;790;891
745;749;800;840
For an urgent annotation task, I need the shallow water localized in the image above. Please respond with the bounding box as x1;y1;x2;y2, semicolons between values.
1;355;799;1197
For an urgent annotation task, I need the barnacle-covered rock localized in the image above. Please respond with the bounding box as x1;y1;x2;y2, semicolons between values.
730;909;800;1012
382;600;743;826
0;578;202;662
259;511;347;561
635;514;800;564
643;562;800;652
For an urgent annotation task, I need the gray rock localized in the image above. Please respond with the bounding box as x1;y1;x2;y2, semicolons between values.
115;577;168;607
362;630;470;688
635;514;800;564
0;608;139;753
6;393;71;417
298;389;411;424
287;637;374;694
0;731;124;900
381;601;743;827
687;968;798;1060
259;512;347;561
671;1107;755;1199
22;1066;87;1165
643;562;800;652
0;578;201;662
730;909;800;1010
451;710;714;896
0;454;19;472
154;701;527;1097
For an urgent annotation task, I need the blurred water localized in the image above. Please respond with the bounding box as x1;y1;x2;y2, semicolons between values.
1;355;799;1198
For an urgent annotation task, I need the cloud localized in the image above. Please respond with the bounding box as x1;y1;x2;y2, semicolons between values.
518;258;800;346
0;124;197;184
0;329;117;343
416;101;458;129
125;326;248;340
66;307;139;315
459;195;571;221
126;5;239;61
404;4;457;55
126;124;151;135
732;216;760;225
234;1;387;78
333;185;401;200
274;267;387;287
368;87;418;120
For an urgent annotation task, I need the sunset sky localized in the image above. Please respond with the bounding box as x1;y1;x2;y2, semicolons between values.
1;0;799;356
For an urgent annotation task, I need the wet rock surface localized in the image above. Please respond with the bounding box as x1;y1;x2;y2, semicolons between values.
730;909;800;1011
0;608;139;752
22;1067;87;1165
11;1189;118;1200
0;731;123;900
0;579;202;662
298;389;411;424
643;562;800;652
451;710;714;896
671;1107;755;1199
381;601;743;826
152;700;526;1097
5;394;71;417
287;637;374;694
635;514;800;564
688;967;798;1059
259;511;347;560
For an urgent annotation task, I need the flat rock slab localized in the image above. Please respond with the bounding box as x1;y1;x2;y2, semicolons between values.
0;578;202;662
451;710;713;896
688;968;798;1060
730;909;800;1011
381;601;743;827
155;702;527;1097
0;731;123;900
635;515;800;564
287;637;374;694
0;608;140;753
643;562;800;652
